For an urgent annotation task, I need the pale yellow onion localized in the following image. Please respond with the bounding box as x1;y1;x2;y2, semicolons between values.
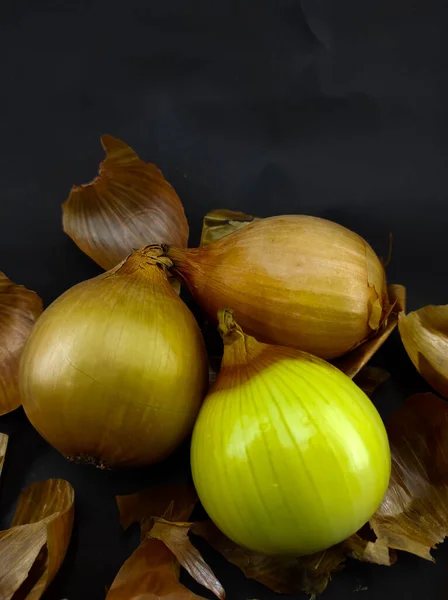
162;215;389;359
398;305;448;398
191;309;391;556
63;135;189;270
20;247;207;468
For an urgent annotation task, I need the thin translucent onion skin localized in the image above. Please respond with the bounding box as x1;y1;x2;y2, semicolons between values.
20;249;208;469
191;311;391;556
166;215;388;360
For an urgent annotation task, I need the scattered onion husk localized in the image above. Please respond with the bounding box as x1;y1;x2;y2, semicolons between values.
0;432;7;481
63;135;189;270
192;520;392;597
109;484;222;600
0;479;74;599
19;246;208;469
159;215;389;359
116;484;198;535
371;392;448;560
191;309;391;556
353;365;391;398
107;538;209;600
0;273;42;415
148;518;225;600
398;305;448;398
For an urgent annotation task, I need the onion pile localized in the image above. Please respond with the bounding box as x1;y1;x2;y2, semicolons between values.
191;309;391;556
19;247;208;468
161;215;389;360
14;150;395;560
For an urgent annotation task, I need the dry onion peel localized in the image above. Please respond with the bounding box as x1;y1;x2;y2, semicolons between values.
20;247;208;469
0;432;7;481
370;392;448;559
148;518;225;600
0;273;42;415
334;284;406;379
160;215;389;359
106;538;209;600
192;521;392;597
191;309;391;556
0;479;74;600
110;484;221;600
200;209;260;246
116;484;198;536
63;135;188;270
398;305;448;397
353;366;391;398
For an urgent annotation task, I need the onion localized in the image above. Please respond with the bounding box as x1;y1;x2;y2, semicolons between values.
191;309;391;556
161;215;389;360
19;247;208;469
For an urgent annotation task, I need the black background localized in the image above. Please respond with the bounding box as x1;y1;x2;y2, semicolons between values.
1;1;448;598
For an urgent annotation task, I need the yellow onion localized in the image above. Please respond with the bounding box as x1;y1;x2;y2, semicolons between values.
19;247;208;469
162;215;389;360
191;309;391;556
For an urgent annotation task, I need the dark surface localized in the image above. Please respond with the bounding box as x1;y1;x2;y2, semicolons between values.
1;0;448;598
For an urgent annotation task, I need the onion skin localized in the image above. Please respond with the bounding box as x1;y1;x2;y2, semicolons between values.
191;310;391;556
165;215;388;360
63;135;189;271
19;249;208;469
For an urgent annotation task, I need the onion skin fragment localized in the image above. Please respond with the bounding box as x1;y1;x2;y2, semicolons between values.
191;309;391;556
19;247;208;469
63;135;189;270
164;215;389;360
0;273;43;415
398;305;448;398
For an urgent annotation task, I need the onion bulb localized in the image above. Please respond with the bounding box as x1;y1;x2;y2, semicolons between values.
19;247;208;469
191;309;390;556
161;215;388;359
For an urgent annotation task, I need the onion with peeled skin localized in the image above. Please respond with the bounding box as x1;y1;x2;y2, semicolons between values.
191;309;391;556
157;215;389;360
19;247;208;469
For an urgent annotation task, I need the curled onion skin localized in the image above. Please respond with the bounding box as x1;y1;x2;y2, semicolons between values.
191;310;391;556
63;135;189;270
165;215;388;360
20;248;208;469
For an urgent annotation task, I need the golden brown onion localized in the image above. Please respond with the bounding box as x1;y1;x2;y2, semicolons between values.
63;135;189;270
20;247;207;468
162;215;389;359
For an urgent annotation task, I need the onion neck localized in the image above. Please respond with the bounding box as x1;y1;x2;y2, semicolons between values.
218;308;264;369
116;245;173;279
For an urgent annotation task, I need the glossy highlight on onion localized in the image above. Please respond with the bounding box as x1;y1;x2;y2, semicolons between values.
162;215;389;359
19;247;208;469
191;309;391;556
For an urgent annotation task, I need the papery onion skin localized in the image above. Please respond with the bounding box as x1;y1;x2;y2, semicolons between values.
19;248;208;469
164;215;388;360
0;273;43;415
191;310;391;556
63;135;189;270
